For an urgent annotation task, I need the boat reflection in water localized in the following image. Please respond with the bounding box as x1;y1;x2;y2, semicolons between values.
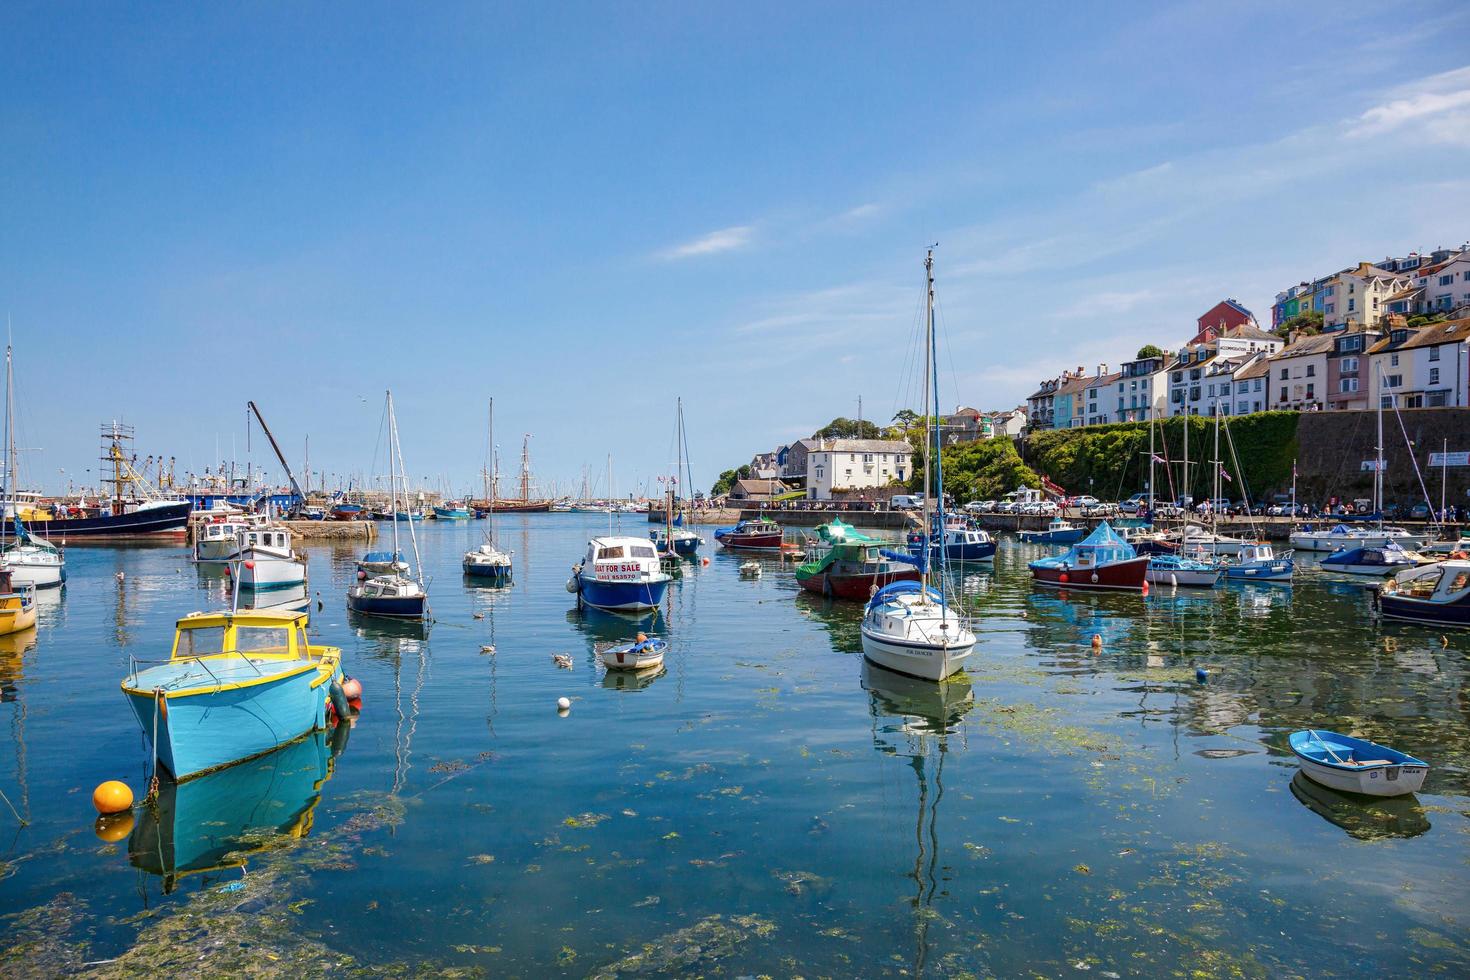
602;665;666;691
129;725;350;893
238;582;311;614
566;605;661;646
791;592;862;654
862;661;974;978
1288;771;1429;841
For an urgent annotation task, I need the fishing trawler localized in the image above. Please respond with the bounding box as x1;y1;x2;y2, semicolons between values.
2;422;190;541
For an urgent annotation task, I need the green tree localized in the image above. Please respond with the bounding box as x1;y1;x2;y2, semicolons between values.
1277;310;1324;337
907;438;1041;502
813;417;882;440
1135;344;1165;360
711;464;752;496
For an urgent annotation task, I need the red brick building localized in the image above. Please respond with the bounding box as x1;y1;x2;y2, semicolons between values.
1189;299;1257;345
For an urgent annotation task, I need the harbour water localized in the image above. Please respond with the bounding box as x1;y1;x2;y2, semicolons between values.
1;515;1468;975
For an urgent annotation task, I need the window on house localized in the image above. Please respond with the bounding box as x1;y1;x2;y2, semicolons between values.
1340;378;1358;393
1342;356;1358;373
1306;364;1315;377
1391;353;1399;367
1429;347;1440;361
1381;395;1393;408
1440;274;1454;286
1254;379;1263;392
1430;368;1440;385
1325;304;1335;314
1387;374;1403;388
1279;368;1288;380
1279;391;1288;402
1348;299;1355;312
1306;383;1315;398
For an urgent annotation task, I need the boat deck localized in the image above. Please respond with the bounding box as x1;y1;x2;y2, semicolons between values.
125;653;317;693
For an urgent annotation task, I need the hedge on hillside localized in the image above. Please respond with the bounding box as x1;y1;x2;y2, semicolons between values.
1024;412;1301;503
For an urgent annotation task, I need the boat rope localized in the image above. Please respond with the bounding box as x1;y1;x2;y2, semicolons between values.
0;784;25;826
145;689;162;804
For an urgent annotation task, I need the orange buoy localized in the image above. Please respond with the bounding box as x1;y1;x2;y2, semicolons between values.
341;677;363;700
1059;572;1069;583
94;810;135;842
636;632;647;643
93;780;134;814
1091;634;1102;650
1141;580;1150;596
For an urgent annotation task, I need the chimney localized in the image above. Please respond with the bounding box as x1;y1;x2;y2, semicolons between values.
1386;313;1407;330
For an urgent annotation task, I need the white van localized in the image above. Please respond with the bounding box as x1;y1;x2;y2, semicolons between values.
890;494;923;510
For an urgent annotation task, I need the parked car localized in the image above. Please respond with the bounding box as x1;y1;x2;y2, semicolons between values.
1118;493;1150;515
1070;495;1100;509
1195;497;1231;514
1408;502;1432;520
1036;500;1059;516
996;501;1017;514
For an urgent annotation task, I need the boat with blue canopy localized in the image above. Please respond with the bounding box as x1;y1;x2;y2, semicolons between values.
358;550;408;576
907;514;996;562
1029;521;1149;591
1319;541;1421;577
1289;729;1428;797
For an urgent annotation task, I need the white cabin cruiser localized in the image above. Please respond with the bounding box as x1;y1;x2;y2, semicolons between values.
0;534;64;588
230;526;307;591
1290;523;1425;552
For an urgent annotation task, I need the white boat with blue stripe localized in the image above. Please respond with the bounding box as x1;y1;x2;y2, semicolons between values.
568;536;671;612
1289;729;1428;797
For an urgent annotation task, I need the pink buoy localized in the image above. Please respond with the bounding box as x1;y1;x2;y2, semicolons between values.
341;677;363;700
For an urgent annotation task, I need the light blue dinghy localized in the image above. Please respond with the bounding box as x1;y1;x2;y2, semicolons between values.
1288;729;1428;797
122;610;344;781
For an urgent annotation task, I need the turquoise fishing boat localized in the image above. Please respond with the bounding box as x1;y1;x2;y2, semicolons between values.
434;502;471;520
121;609;345;781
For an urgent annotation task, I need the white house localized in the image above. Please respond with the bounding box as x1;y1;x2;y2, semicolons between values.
1367;317;1470;409
806;438;914;500
1112;352;1169;423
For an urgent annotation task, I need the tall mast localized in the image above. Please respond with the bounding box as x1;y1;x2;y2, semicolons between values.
520;435;531;503
929;248;947;621
487;398;496;545
1375;367;1385;523
1147;415;1156;515
920;249;939;603
1211;408;1221;546
386;391;400;559
3;345;13;525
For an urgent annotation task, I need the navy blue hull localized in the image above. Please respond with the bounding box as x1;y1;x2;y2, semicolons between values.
3;501;191;541
347;593;428;619
1378;594;1470;627
576;574;669;612
463;564;512;582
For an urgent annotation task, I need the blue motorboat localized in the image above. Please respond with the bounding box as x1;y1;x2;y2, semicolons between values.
651;520;702;557
569;535;671;611
1289;729;1428;797
1374;559;1470;627
908;517;996;562
1319;541;1420;577
433;503;471;520
1018;517;1084;545
121;609;344;781
1225;542;1294;583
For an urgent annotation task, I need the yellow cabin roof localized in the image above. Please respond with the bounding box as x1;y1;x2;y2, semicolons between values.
175;609;310;630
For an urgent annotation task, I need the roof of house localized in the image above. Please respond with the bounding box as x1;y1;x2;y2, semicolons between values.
1386;286;1423;303
1056;375;1092;396
1234;356;1272;381
731;478;786;496
812;438;912;454
1366;318;1470;355
1084;371;1122;389
1223;299;1255;320
1219;323;1281;343
1271;333;1336;360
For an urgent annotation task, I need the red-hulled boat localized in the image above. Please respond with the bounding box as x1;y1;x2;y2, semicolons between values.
1028;521;1149;591
714;517;783;551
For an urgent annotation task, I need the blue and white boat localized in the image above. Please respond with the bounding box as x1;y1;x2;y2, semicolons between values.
1018;517;1083;545
348;392;430;621
859;251;976;683
1289;729;1428;797
1224;542;1294;583
231;526;307;592
1319;541;1420;577
1145;552;1221;588
433;503;471;520
121;609;344;780
652;525;702;556
601;634;668;671
908;516;996;562
462;400;515;584
567;535;671;611
1374;559;1470;627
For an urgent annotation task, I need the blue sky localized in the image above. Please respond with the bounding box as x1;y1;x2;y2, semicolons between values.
3;2;1469;497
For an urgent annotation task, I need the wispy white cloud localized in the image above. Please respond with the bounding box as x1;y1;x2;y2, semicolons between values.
1345;65;1470;145
835;202;881;222
657;224;753;260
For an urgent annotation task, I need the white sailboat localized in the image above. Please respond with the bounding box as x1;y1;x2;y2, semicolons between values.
348;392;429;619
463;399;513;582
1;344;64;588
860;250;976;682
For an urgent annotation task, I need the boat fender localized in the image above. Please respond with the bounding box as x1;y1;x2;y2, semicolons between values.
1196;667;1209;684
565;575;579;594
356;570;367;580
328;679;351;721
1059;572;1069;583
1092;572;1099;584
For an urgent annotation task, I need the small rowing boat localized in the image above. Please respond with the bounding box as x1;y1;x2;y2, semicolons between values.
602;633;667;671
1288;729;1428;797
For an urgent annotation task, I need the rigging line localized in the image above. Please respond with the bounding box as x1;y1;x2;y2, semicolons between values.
933;292;963;420
1386;393;1437;513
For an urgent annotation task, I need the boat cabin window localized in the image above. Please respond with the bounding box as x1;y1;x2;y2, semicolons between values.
1447;571;1470;597
235;625;292;654
597;545;626;560
176;626;225;659
630;545;656;559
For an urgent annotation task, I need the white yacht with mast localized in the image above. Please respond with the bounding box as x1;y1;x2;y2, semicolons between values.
859;250;976;681
463;399;513;582
348;391;429;620
0;344;64;588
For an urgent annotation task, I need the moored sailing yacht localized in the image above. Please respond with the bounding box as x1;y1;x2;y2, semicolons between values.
859;250;976;682
348;392;429;620
463;399;513;582
0;345;64;587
